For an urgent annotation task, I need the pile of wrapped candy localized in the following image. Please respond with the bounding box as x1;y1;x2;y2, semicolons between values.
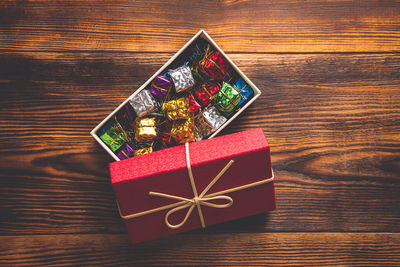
97;40;255;160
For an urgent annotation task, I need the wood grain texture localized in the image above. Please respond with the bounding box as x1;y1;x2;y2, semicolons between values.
1;52;399;236
1;233;399;266
0;0;399;53
1;0;400;265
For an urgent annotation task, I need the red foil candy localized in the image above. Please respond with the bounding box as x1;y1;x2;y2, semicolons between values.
198;50;232;81
188;94;201;113
160;122;174;147
194;81;221;107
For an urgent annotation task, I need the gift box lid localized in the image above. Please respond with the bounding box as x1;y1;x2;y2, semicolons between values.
110;128;274;225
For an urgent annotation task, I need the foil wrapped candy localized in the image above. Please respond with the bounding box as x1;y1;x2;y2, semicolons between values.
135;117;158;143
170;117;196;144
99;122;126;152
213;82;242;116
116;104;136;126
194;81;221;107
150;75;172;99
159;121;175;148
117;143;134;160
163;97;189;120
188;94;201;113
169;65;195;93
198;49;232;81
134;147;153;156
235;78;254;107
195;105;227;139
129;90;157;117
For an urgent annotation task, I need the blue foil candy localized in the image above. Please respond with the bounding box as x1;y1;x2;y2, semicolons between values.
235;78;254;107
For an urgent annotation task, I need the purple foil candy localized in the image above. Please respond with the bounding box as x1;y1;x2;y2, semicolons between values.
117;143;134;160
150;75;171;99
124;104;136;121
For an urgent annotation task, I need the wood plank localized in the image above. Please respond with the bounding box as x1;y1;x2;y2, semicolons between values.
0;52;399;235
0;233;399;266
0;0;399;53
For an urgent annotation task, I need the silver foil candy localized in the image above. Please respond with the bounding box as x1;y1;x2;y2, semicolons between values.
129;89;157;117
169;65;195;93
195;105;227;138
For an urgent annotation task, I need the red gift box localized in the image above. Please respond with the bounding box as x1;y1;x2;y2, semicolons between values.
109;128;276;244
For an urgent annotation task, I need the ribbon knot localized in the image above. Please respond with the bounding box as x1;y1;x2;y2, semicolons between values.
193;197;200;206
149;143;235;229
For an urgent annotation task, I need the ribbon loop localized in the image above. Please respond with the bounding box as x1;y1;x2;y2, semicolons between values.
164;203;194;229
199;195;233;209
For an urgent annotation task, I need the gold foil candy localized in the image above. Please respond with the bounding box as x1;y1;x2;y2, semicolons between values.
134;147;153;156
163;97;189;121
170;117;195;144
135;117;157;143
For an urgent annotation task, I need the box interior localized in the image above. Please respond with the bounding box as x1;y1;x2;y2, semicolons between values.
91;30;261;161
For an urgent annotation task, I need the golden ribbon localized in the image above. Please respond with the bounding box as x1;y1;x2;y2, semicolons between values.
118;142;274;229
114;117;133;144
202;83;213;98
151;83;168;92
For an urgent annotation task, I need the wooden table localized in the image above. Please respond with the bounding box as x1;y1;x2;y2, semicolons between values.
1;1;399;266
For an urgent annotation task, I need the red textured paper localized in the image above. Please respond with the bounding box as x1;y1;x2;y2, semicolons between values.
109;128;276;244
199;50;232;80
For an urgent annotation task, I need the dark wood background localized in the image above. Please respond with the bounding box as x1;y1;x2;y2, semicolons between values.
1;0;400;266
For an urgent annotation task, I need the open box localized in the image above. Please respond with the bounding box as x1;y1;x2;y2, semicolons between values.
89;31;275;244
91;29;262;161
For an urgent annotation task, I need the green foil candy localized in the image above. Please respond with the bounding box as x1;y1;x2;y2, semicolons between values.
213;82;242;116
99;123;126;152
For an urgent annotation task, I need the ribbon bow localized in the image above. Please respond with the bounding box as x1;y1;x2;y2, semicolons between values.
149;142;234;229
